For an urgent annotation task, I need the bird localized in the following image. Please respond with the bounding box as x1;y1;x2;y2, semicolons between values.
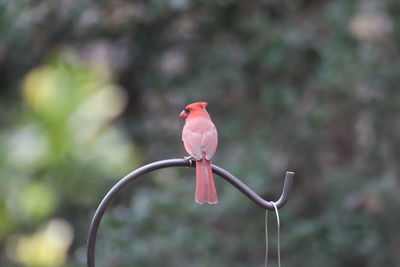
180;102;218;204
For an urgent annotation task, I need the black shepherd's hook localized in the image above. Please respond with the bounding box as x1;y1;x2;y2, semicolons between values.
87;158;295;267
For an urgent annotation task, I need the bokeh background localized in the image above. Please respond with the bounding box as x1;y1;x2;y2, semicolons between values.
1;0;400;266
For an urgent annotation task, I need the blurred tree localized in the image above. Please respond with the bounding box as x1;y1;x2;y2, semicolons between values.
1;52;138;266
0;0;400;266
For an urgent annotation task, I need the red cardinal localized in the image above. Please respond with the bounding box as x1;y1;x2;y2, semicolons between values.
180;102;218;204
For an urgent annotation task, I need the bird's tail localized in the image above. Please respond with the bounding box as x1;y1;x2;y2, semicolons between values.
195;155;218;204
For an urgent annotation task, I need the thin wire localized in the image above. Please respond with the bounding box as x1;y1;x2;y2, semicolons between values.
265;209;269;267
271;202;281;267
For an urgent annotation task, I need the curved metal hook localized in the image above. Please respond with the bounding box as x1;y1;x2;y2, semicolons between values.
87;158;294;267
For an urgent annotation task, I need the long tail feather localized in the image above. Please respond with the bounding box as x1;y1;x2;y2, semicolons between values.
195;156;218;204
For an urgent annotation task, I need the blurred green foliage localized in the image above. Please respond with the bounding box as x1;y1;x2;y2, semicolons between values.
1;0;400;266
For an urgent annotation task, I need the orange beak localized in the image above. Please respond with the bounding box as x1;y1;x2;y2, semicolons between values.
180;110;187;118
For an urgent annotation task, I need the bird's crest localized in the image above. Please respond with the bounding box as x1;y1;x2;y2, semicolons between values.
185;102;208;110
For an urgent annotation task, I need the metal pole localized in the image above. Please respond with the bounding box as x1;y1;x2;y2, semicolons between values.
87;158;294;267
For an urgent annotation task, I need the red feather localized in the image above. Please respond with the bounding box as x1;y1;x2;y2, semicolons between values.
181;102;218;204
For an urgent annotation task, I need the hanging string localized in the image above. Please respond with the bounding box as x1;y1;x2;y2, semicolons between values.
272;202;281;267
264;202;281;267
265;208;269;267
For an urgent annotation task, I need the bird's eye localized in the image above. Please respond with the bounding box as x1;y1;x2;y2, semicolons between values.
184;109;190;113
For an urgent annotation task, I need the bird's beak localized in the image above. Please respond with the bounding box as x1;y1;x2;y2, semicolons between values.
179;110;187;118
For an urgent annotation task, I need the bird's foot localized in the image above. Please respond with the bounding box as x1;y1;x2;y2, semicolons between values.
184;156;196;167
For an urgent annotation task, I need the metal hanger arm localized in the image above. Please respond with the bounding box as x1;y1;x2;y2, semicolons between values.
87;158;295;267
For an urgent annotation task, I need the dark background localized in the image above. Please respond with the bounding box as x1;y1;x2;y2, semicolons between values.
1;0;400;266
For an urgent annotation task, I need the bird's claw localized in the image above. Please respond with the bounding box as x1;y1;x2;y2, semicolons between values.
184;156;196;167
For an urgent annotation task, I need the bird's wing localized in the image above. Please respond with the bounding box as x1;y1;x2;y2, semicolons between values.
182;118;218;160
182;125;203;160
202;126;218;160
